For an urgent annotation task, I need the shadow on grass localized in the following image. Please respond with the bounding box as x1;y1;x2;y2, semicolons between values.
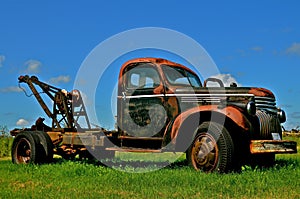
3;154;298;173
273;158;299;169
51;156;190;171
240;157;299;173
51;156;300;173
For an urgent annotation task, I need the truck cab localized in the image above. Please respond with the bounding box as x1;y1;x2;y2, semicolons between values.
117;58;296;171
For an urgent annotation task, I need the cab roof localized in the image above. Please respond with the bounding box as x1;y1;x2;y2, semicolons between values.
119;57;197;78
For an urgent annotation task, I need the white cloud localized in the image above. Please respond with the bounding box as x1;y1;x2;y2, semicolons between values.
286;43;300;56
16;118;29;126
0;55;5;67
0;86;23;93
207;74;241;87
49;75;71;84
24;59;42;73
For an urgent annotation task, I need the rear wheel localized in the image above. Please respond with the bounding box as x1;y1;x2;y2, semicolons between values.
187;122;234;173
12;131;53;164
35;131;54;163
12;132;38;164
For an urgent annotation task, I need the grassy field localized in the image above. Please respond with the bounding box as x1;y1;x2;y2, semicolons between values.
0;136;12;158
0;136;299;199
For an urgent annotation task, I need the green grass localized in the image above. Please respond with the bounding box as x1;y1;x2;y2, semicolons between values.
0;156;299;199
0;136;13;158
0;136;299;199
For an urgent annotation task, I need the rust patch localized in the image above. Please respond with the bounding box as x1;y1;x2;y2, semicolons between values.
47;131;63;146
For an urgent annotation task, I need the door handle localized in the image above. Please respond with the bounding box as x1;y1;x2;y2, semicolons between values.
122;92;126;100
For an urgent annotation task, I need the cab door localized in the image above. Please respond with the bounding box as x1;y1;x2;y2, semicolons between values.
118;62;167;138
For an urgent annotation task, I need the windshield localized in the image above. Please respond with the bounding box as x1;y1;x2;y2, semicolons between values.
162;65;202;88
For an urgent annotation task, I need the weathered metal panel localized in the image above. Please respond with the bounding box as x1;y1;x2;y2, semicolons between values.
62;132;104;147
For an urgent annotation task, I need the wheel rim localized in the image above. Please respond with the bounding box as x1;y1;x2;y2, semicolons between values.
15;138;32;164
191;133;219;172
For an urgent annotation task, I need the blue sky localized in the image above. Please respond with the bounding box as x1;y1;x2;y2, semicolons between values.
0;1;300;131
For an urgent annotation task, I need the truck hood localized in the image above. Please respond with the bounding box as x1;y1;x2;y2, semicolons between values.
175;87;275;98
248;88;275;98
173;87;278;118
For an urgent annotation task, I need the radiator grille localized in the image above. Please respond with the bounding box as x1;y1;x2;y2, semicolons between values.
256;110;281;139
254;96;277;114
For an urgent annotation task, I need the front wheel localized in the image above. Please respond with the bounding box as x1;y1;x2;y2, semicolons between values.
186;122;234;173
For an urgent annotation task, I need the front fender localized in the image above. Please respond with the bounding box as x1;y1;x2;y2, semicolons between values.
163;105;252;151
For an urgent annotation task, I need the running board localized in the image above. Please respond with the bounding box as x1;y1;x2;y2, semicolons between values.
118;136;163;149
106;147;162;153
119;136;163;141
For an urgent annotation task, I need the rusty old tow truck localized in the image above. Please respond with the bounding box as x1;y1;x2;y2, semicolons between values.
10;58;297;172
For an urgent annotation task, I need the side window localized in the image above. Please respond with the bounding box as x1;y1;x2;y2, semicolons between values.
125;63;160;90
130;73;140;87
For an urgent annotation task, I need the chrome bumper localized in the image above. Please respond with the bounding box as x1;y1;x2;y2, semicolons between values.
250;140;297;154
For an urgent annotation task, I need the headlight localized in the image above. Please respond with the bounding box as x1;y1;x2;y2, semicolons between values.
246;101;256;116
278;109;286;123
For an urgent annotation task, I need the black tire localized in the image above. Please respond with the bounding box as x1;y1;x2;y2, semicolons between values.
186;122;234;173
35;131;54;163
12;132;38;164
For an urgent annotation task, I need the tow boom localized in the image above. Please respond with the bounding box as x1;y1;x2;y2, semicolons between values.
18;75;90;132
